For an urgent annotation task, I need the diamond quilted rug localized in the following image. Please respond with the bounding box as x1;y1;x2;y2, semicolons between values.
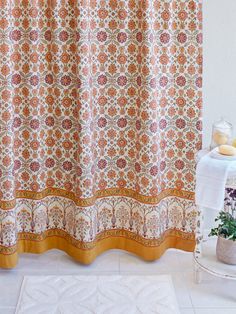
16;275;180;314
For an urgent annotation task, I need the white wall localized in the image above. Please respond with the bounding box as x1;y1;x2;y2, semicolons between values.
202;0;236;228
203;0;236;147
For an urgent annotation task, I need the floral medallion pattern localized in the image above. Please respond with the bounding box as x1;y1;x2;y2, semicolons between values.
0;0;202;267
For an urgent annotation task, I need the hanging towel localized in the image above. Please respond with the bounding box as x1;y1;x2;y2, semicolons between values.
195;152;236;211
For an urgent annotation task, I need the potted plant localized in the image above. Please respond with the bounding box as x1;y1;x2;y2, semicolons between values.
209;211;236;265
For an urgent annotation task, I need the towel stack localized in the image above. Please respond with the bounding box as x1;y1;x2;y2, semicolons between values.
195;150;236;211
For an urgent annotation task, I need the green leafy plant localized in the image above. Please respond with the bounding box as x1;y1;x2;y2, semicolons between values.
209;211;236;241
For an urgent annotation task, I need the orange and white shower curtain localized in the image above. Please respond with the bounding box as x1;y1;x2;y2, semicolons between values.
0;0;202;268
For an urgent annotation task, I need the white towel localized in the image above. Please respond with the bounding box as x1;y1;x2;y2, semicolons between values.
195;152;236;211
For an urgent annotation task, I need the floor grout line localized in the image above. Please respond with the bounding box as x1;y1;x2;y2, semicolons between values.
187;272;196;310
192;306;236;309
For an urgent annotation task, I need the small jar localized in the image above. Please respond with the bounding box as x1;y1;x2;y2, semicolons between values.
210;117;233;150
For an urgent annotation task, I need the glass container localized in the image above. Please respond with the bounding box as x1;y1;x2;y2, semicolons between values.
210;117;233;150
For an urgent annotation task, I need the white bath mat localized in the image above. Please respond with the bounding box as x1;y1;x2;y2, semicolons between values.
16;275;180;314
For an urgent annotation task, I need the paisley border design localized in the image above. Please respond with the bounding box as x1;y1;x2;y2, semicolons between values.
0;188;194;210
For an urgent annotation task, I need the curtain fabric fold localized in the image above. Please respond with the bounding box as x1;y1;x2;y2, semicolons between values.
0;0;202;268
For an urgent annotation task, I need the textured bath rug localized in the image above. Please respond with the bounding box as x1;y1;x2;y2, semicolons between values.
16;275;180;314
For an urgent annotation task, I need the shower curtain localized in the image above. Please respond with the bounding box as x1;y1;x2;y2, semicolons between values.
0;0;202;268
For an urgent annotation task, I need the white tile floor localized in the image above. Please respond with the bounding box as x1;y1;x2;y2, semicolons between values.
0;249;236;314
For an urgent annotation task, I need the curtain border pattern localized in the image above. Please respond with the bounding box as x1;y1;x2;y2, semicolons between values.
0;228;195;268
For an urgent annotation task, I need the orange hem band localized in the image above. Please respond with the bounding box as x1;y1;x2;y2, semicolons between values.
0;230;195;268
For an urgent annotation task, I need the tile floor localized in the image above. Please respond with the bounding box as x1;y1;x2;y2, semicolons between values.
0;249;236;314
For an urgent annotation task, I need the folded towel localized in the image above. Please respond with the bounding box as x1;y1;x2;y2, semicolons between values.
195;152;236;211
